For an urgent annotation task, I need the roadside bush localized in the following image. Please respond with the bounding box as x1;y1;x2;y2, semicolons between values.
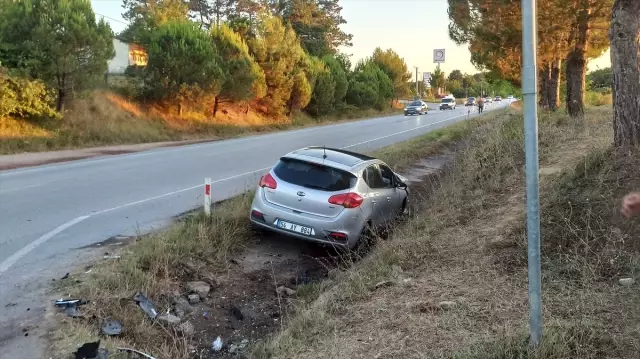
586;90;612;106
0;68;59;119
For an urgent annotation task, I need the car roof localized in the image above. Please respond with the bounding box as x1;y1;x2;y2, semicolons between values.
284;147;377;170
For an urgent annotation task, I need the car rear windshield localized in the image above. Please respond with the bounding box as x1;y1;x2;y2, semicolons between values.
274;158;357;192
441;98;454;103
409;101;422;106
468;97;475;101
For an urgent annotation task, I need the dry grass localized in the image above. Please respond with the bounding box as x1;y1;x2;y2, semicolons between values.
251;106;640;359
1;91;401;155
47;113;479;359
48;193;254;358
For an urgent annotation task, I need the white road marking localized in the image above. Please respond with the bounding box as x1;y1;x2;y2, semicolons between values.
0;109;500;275
0;215;90;275
342;114;464;149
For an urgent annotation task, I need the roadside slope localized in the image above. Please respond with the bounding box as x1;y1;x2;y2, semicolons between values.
253;106;640;359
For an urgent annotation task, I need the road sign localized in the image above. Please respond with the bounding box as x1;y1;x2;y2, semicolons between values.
433;49;446;63
423;72;431;88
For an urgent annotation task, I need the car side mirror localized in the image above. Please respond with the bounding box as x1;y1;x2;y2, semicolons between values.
397;182;407;189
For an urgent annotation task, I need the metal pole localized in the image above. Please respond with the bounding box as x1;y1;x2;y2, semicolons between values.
414;67;419;98
521;0;542;346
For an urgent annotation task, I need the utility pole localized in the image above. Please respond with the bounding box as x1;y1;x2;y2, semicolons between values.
521;0;542;346
414;66;419;99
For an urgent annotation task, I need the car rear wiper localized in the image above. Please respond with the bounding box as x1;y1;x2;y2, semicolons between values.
302;184;328;190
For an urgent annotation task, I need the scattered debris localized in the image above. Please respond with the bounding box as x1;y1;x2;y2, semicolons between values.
4;303;16;308
60;273;70;280
157;313;181;325
133;292;158;319
103;255;121;260
186;281;211;298
211;336;223;352
178;321;195;336
276;286;296;296
230;305;244;321
187;294;200;304
438;301;458;310
74;340;100;359
117;347;156;359
102;319;122;336
55;299;88;308
619;278;635;286
229;339;249;353
373;281;394;290
229;259;239;265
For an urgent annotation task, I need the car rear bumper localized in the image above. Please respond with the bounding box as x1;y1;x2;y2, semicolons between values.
249;190;364;248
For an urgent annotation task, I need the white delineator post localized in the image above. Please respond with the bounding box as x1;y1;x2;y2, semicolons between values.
204;178;212;215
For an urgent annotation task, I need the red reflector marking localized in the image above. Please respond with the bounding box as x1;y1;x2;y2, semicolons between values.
205;184;211;195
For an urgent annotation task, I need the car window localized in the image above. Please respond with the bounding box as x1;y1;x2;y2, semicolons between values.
409;101;422;106
378;165;396;188
274;158;356;191
441;98;453;103
363;165;384;189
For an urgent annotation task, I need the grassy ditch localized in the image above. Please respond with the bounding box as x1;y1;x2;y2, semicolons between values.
47;109;495;358
250;106;640;359
0;91;401;155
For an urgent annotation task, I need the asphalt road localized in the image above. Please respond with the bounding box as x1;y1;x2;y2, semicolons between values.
0;101;508;357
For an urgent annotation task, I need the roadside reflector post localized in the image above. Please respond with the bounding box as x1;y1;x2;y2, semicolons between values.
204;178;212;216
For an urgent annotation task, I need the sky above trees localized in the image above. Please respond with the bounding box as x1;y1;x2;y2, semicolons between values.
91;0;610;74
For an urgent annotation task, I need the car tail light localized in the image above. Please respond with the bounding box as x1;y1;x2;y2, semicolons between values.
259;173;277;189
251;210;265;222
328;232;348;242
328;193;363;208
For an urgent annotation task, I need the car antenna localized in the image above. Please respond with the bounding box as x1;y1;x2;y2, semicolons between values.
322;146;327;160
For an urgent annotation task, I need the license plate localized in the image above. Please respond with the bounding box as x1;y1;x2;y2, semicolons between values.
275;219;315;236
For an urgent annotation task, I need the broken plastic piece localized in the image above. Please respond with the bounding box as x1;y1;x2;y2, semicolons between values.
103;255;121;260
133;292;158;319
211;336;223;352
117;347;156;359
74;340;100;359
102;319;122;336
55;299;88;308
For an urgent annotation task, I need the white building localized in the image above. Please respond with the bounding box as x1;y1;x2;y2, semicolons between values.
107;37;148;75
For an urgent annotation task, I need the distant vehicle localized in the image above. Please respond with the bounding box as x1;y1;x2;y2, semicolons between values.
507;95;514;100
494;96;502;102
249;147;411;249
465;97;476;106
404;100;429;116
483;96;493;103
439;97;456;110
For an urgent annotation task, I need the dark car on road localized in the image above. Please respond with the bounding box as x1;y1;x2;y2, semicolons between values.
404;100;429;116
465;97;476;106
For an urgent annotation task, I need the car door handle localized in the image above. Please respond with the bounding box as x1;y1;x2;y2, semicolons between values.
386;196;392;201
371;200;377;204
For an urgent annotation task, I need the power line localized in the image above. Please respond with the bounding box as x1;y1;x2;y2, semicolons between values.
95;12;128;25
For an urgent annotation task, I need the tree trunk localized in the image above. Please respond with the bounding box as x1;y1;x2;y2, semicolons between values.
56;89;65;112
213;96;220;116
565;3;591;118
178;102;183;117
539;64;551;109
548;59;562;110
610;0;640;148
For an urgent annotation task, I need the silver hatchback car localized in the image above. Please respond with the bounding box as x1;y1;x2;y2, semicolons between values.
249;147;410;249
